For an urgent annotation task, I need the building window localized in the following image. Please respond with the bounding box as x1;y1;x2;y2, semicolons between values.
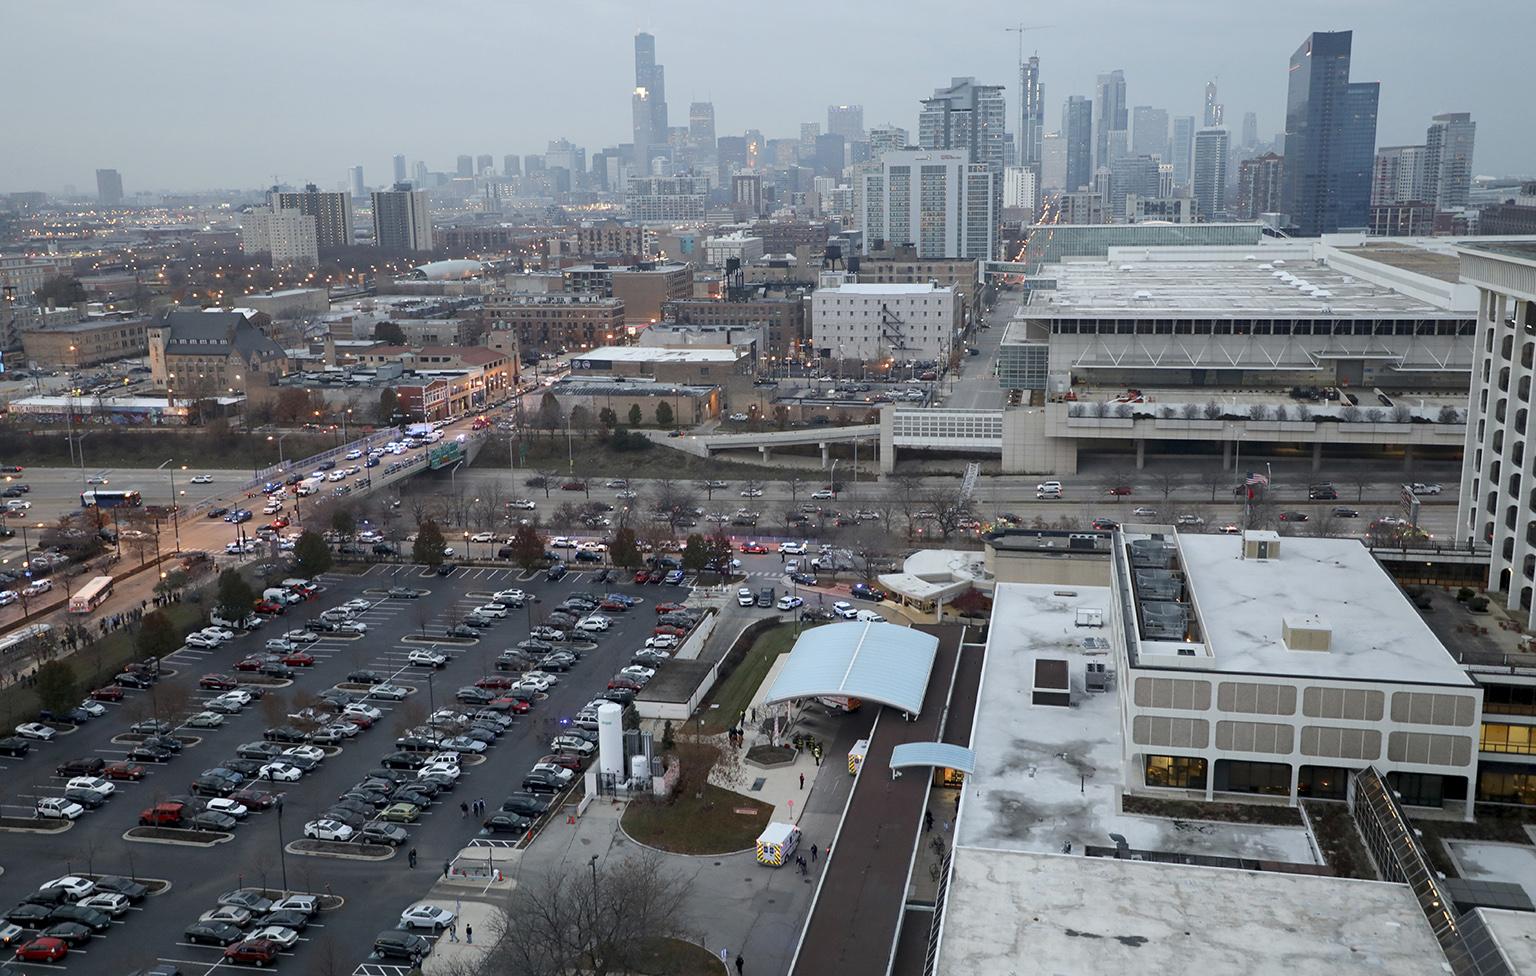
1144;754;1207;790
1484;685;1536;717
1297;764;1349;800
1213;759;1291;796
1477;762;1536;805
1480;722;1536;754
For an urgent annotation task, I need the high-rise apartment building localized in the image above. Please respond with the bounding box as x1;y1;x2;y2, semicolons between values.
1020;55;1043;170
349;165;365;199
1236;152;1285;219
272;184;355;253
1423;112;1476;211
1171;116;1195;187
456;155;473;178
503;155;521;178
827;104;864;142
95;169;123;206
1062;96;1093;193
689;102;716;152
1107;154;1163;219
1130;106;1169;161
1192;128;1230;220
1094;70;1128;170
626;176;708;222
1241;112;1259;149
919;77;1009;171
1372;145;1428;206
371;183;433;252
632;32;668;168
476;154;493;176
1040;132;1068;192
1281;30;1379;236
814;133;846;178
241;206;318;267
869;125;910;155
860;150;996;259
1203;81;1219;127
1002;166;1038;212
392;154;407;183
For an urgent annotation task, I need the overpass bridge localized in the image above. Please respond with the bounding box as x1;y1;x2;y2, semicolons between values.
660;424;881;466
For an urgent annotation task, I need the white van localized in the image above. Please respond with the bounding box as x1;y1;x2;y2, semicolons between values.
262;587;302;606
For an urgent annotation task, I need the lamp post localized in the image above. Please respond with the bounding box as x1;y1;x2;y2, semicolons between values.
275;794;289;895
157;459;183;553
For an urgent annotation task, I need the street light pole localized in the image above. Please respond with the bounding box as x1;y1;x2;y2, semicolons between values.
275;795;289;894
158;459;182;553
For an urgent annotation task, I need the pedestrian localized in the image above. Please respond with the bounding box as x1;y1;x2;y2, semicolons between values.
720;948;731;966
465;924;472;944
408;847;417;868
798;856;807;876
443;860;451;878
736;954;745;975
460;801;469;818
799;771;804;790
924;809;934;833
810;843;818;863
448;921;458;943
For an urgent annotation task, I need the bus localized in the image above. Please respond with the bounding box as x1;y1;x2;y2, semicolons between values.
0;623;53;659
69;576;114;614
80;489;143;509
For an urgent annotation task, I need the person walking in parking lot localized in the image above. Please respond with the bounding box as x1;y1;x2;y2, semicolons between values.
465;924;473;944
460;800;469;818
408;847;417;868
737;954;745;975
448;921;458;942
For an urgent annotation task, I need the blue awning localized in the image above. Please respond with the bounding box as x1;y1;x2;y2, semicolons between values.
890;741;976;775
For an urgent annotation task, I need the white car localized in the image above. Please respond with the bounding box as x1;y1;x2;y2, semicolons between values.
324;721;360;739
338;621;368;635
429;709;469;726
344;450;363;460
550;735;596;755
1176;514;1206;526
40;876;96;900
740;487;764;497
418;762;460;781
523;670;559;686
832;601;858;619
469;532;495;543
283;745;325;763
76;700;106;718
370;683;410;701
264;638;297;652
342;703;382;721
259;761;303;782
1036;481;1063;494
202;627;236;642
16;722;55;740
1410;482;1443;495
185;711;225;728
283;629;318;644
855;609;886;623
201;906;254;927
249;925;300;949
77;892;131;917
399;904;456;931
263;503;282;515
305;818;354;841
779;541;806;554
342;598;373;612
530;762;575;783
810;489;835;499
190;474;214;485
576;616;610;632
1131;506;1157;517
508;499;536;511
205;797;249;819
216;690;253;707
269;894;318;916
519;675;552;693
645;633;680;650
474;604;507;619
358;530;383;544
493;588;526;603
776;595;804;611
737;587;756;607
35;797;84;819
441;736;488;753
729;412;749;422
409;649;447;668
618;665;656;682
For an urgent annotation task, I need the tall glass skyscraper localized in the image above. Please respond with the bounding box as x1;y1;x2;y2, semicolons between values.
1062;96;1093;194
1280;30;1379;236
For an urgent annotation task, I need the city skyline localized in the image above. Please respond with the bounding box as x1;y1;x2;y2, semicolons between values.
3;0;1532;193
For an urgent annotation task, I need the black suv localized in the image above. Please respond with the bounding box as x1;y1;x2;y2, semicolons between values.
373;930;432;960
500;792;552;818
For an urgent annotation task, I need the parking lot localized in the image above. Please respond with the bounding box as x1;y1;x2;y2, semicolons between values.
0;561;693;974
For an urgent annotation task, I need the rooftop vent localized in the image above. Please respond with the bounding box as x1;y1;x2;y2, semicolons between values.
1140;601;1188;641
1242;530;1281;560
1282;615;1332;653
1133;290;1153;301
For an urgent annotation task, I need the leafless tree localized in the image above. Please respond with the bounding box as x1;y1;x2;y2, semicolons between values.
1146;470;1185;506
1197;468;1231;503
649;480;701;534
1344;464;1375;503
890;473;925;541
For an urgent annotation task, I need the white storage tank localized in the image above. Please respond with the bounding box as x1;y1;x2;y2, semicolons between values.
630;755;649;783
597;702;624;777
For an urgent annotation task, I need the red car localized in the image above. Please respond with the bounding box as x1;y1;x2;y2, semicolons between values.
269;517;290;529
632;571;649;584
89;686;125;702
494;696;532;714
1105;486;1134;496
537;752;584;772
253;599;285;615
475;675;514;690
224;938;280;965
653;624;687;637
598;600;628;612
740;542;767;554
234;657;264;672
654;602;687;615
561;481;588;491
103;761;147;781
341;713;373;729
14;937;68;962
231;787;279;810
607;677;643;692
200;673;238;690
282;652;316;667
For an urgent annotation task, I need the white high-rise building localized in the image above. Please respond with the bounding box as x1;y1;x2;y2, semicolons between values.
810;281;961;363
1424;112;1476;210
371;183;433;252
349;165;365;199
1372;146;1428;206
1192;128;1229;220
859;150;996;259
241;207;318;268
626;175;708;223
1002;166;1038;212
1040;132;1068;193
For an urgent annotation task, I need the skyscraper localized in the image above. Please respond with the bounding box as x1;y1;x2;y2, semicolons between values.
689;102;716;152
1241;112;1259;149
1280;31;1379;236
1108;154;1163;218
869;125;910;155
827;105;865;142
1171;116;1195;187
1423;112;1476;210
1203;81;1219;128
633;32;668;168
456;155;473;178
392;154;407;183
1062;95;1093;193
919;77;1009;171
371;183;433;252
272;183;355;253
1372;145;1428;206
349;165;365;199
1094;70;1128;170
1192;128;1229;220
859;149;996;259
95;169;123;206
1236;153;1286;218
503;155;521;178
1130;106;1169;161
1020;55;1044;169
1040;132;1068;192
476;154;493;176
814;134;846;178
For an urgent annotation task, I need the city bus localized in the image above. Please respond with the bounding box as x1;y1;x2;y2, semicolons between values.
0;623;53;659
80;489;143;509
69;576;114;614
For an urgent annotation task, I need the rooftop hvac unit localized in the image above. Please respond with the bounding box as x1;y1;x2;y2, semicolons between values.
1129;539;1175;569
1140;601;1188;640
1134;570;1183;601
1085;662;1111;693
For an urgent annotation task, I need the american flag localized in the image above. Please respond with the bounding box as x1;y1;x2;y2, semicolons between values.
1244;471;1270;487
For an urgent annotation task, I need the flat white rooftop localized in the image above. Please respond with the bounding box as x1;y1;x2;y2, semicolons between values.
572;345;741;363
958;583;1317;862
937;847;1447;976
1027;255;1464;318
1472;908;1536;974
1169;533;1472;686
816;282;951;295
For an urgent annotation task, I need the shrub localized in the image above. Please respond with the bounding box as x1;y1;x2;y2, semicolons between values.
1469;595;1490;613
1181;402;1201;420
1339;405;1361;423
1202;400;1222;420
1247;403;1270;421
1437;405;1464;424
1273;405;1290;422
1390;404;1412;423
1456;587;1475;602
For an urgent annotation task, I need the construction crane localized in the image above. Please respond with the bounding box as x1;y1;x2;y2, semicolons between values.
1004;23;1054;62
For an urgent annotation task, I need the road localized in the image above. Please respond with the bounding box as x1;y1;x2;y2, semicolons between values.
0;562;701;975
939;287;1019;411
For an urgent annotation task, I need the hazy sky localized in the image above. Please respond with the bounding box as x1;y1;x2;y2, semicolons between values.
5;0;1532;193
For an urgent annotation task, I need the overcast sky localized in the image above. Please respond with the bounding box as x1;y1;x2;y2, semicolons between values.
5;0;1532;194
